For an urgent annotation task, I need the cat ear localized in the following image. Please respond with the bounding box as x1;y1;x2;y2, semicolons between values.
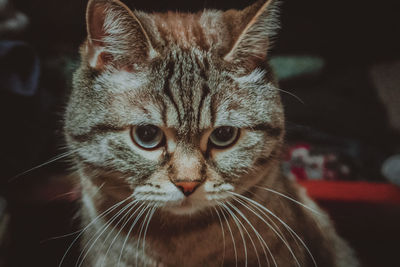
223;0;279;70
85;0;157;70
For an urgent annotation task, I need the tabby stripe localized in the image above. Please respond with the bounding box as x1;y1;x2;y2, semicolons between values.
160;151;171;167
163;61;182;125
108;140;134;161
195;55;211;130
209;94;216;126
193;20;210;51
67;124;128;142
203;56;210;73
183;57;194;128
200;160;207;178
246;123;282;137
195;56;209;80
158;94;168;125
197;84;210;131
255;156;271;166
80;158;116;173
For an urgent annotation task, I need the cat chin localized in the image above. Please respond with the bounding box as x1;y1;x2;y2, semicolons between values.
162;199;208;216
161;196;224;216
163;205;203;216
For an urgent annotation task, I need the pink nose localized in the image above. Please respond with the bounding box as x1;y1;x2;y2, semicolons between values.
174;181;201;196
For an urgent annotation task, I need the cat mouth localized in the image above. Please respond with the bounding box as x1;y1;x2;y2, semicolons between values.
134;190;231;215
163;193;232;215
163;197;211;215
167;197;194;208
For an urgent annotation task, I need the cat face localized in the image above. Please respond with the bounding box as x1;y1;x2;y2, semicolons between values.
65;0;283;215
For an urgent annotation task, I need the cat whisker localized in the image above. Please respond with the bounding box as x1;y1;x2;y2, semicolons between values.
217;205;238;267
41;226;83;244
137;204;155;267
58;196;132;267
237;185;298;248
100;201;144;267
237;185;292;245
219;202;248;267
254;186;322;215
136;206;151;267
231;192;318;267
10;150;76;182
225;202;262;267
142;205;158;267
274;87;305;105
231;196;283;267
77;200;140;267
212;207;226;267
249;184;321;255
50;190;80;202
231;194;300;266
227;200;272;267
92;182;106;198
117;204;151;267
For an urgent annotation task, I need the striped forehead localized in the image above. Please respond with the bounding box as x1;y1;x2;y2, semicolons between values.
94;51;212;133
214;69;279;127
95;54;277;135
157;50;212;133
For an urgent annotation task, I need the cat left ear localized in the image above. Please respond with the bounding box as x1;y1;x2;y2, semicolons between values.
224;0;279;70
85;0;157;70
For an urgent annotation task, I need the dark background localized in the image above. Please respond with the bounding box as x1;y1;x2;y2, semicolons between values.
1;0;400;266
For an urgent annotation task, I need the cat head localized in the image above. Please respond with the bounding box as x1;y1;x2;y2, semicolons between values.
65;0;284;215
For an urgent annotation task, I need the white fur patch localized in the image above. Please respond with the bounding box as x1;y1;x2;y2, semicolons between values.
96;69;148;93
82;190;97;219
174;154;201;180
77;137;110;163
204;181;234;193
233;68;266;85
87;45;105;69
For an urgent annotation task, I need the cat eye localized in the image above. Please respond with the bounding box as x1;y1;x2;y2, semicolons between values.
131;125;164;150
209;127;239;149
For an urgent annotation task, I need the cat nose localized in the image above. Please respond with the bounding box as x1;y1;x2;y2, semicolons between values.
174;181;201;196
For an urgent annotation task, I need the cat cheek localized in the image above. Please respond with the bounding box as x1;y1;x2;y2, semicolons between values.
139;149;163;162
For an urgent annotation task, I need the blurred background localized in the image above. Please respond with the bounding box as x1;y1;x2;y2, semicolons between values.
0;0;399;266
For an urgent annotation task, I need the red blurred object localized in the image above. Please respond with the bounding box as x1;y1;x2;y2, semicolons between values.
300;181;400;267
299;180;400;205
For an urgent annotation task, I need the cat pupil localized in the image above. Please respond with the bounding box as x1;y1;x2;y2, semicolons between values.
214;127;234;141
209;127;239;148
137;125;159;142
132;125;163;149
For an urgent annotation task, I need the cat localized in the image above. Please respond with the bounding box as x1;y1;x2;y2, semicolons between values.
63;0;360;266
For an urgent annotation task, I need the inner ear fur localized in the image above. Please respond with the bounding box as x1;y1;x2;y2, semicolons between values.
223;0;279;70
85;0;157;70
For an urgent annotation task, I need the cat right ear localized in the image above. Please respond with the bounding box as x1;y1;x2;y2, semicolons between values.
223;0;279;71
85;0;157;70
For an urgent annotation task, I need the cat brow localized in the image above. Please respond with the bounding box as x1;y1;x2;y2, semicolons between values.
67;124;129;142
245;123;283;137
